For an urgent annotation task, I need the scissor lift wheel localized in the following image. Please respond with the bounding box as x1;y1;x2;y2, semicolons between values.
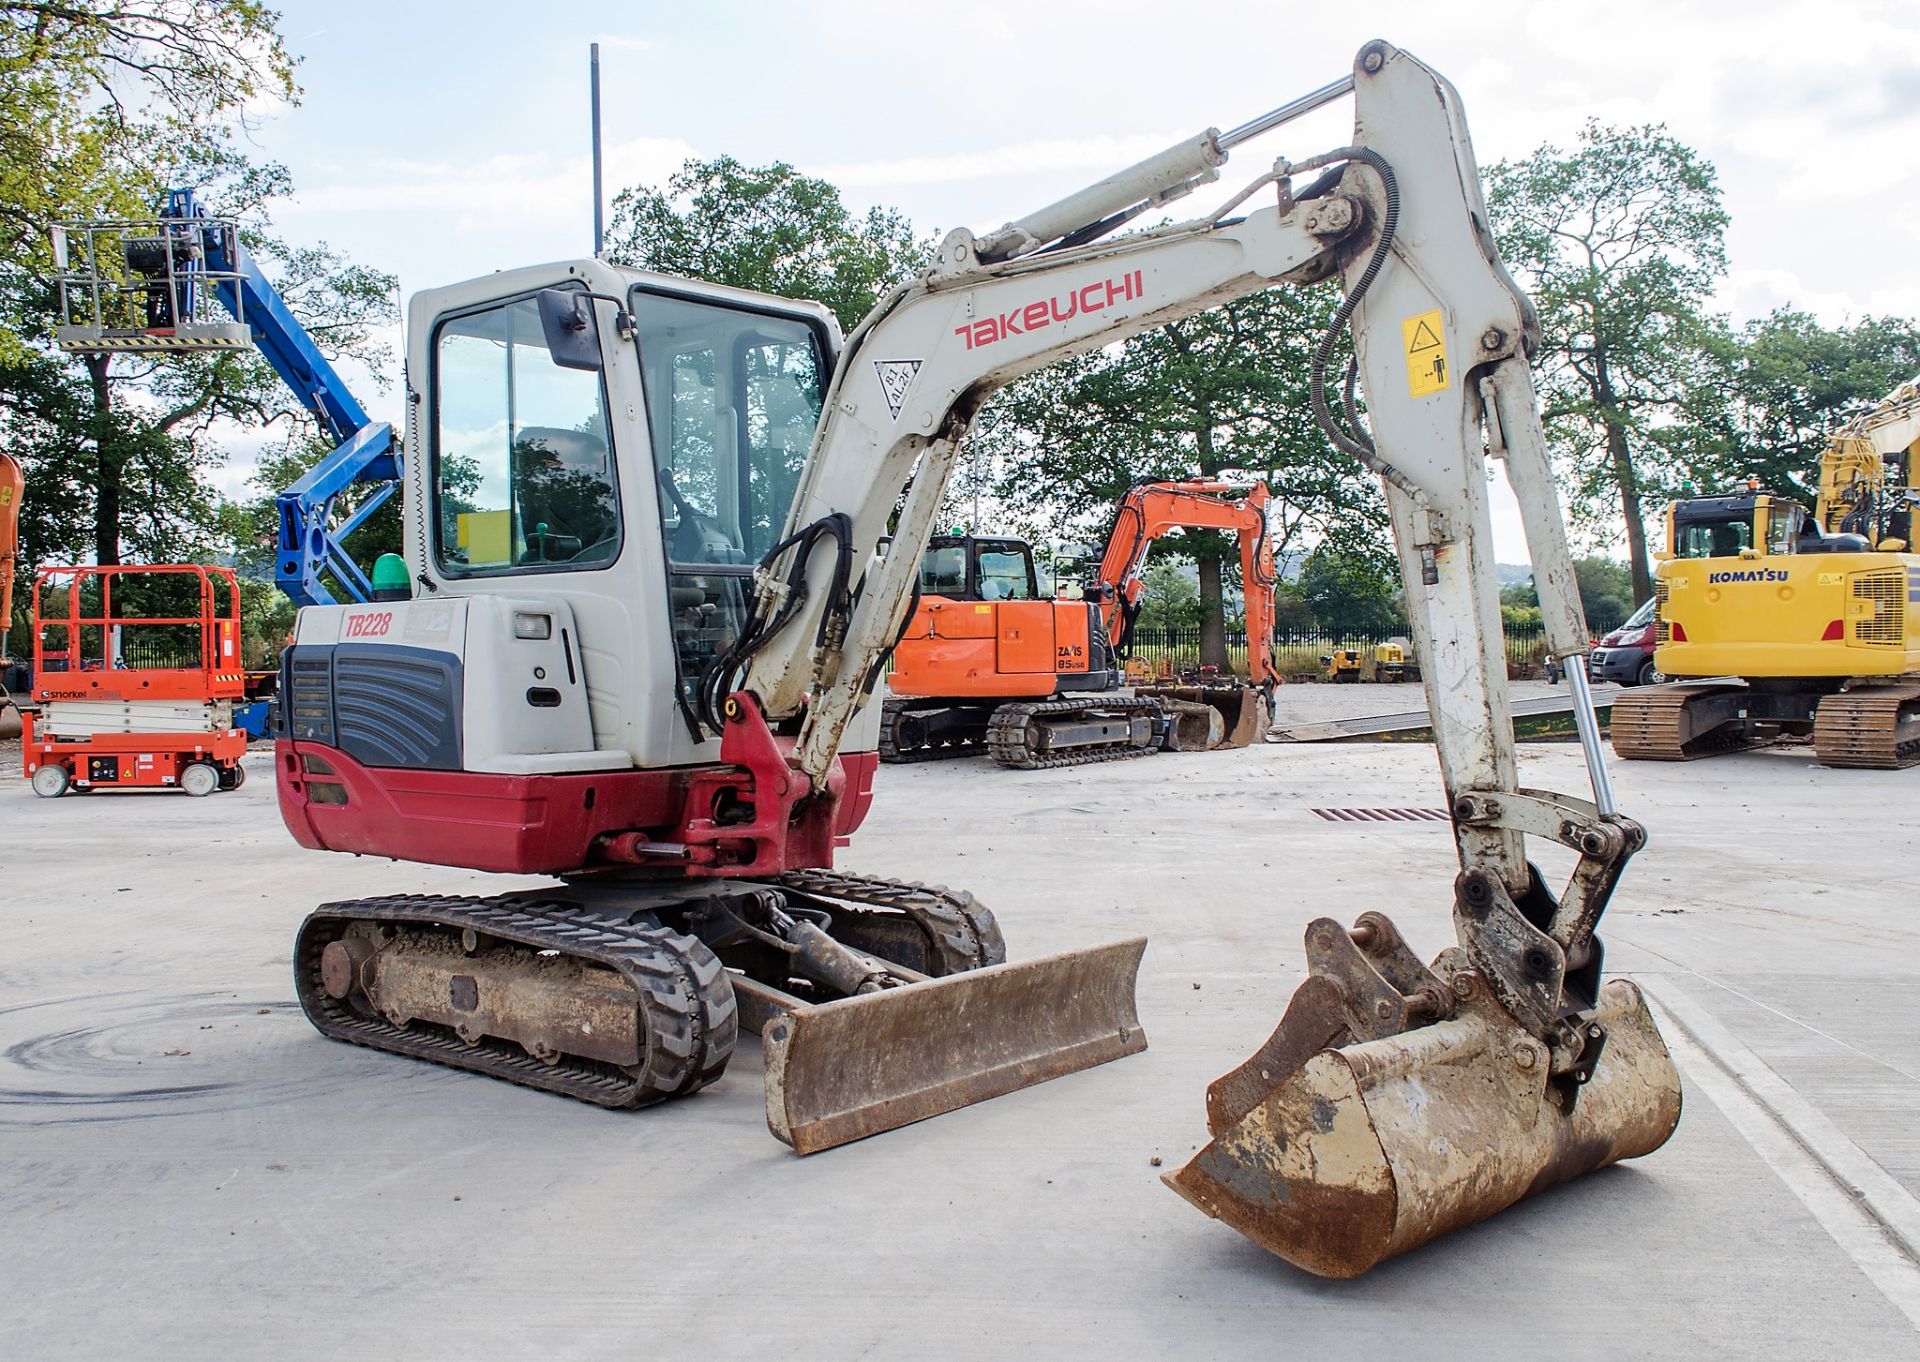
180;762;221;797
30;764;71;799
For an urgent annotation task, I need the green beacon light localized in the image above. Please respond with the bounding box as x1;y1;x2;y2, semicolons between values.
370;553;411;603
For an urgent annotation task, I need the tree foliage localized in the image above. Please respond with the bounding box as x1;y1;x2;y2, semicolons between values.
1296;542;1404;637
0;5;397;593
605;156;931;333
1702;309;1920;499
1500;555;1636;628
1487;122;1731;602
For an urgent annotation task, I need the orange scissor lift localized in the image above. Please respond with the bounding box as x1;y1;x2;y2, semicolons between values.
23;564;249;797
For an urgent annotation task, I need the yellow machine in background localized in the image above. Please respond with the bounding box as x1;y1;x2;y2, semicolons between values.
1613;379;1920;768
1372;638;1417;682
1320;648;1362;683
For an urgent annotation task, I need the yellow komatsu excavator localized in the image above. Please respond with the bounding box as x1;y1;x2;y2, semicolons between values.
59;41;1678;1278
1614;377;1920;767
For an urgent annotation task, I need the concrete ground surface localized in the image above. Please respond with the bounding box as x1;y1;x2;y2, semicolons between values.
3;704;1918;1359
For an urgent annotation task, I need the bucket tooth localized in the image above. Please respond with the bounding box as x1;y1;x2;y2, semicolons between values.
1168;976;1681;1278
760;936;1148;1155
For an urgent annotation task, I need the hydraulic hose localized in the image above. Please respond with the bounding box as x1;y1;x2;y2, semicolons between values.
1296;147;1431;512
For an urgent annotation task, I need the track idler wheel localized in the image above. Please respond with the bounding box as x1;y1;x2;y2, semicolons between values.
1165;914;1682;1277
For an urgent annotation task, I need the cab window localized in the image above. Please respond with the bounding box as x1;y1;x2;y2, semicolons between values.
1766;504;1802;555
976;548;1035;601
432;292;619;575
1675;516;1752;560
920;545;968;595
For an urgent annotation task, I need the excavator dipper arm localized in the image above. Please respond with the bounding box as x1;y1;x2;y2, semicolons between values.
730;38;1680;1275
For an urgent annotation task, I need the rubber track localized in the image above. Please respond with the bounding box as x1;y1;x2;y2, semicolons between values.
777;868;1006;972
985;697;1164;770
294;894;737;1108
878;698;987;765
1812;684;1920;769
1610;684;1759;761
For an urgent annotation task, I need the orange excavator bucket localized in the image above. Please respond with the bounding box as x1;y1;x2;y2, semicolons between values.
1140;683;1271;751
1166;878;1682;1277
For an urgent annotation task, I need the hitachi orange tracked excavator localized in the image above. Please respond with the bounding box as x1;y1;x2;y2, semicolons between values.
882;478;1279;765
54;41;1680;1278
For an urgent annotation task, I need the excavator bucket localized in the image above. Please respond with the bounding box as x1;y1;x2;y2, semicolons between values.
757;936;1148;1154
1165;918;1681;1277
1141;684;1271;751
0;700;20;741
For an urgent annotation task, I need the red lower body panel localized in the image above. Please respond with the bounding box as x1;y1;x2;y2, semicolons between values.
277;741;880;878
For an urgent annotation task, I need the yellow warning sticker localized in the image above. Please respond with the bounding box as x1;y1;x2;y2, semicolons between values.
1402;308;1450;398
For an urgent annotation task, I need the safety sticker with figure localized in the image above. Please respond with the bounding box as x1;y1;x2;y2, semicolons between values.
1402;308;1449;397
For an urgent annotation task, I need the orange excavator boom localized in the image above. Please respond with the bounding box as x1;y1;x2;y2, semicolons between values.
1093;479;1278;685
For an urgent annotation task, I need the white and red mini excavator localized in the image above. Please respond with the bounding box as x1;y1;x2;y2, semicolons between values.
70;40;1681;1277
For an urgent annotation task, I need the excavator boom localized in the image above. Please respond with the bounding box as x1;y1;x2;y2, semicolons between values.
717;38;1678;1273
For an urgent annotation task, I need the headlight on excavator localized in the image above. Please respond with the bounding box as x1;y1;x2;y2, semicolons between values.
513;611;553;640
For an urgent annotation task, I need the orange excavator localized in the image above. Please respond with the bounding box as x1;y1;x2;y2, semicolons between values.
881;478;1277;767
0;452;23;741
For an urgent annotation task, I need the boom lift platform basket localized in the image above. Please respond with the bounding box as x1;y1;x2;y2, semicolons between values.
52;209;253;354
50;189;401;608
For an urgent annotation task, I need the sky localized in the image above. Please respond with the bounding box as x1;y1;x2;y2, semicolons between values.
217;0;1920;562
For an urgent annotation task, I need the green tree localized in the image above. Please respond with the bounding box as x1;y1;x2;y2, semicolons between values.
1706;309;1920;499
1;2;296;356
1498;555;1637;626
1297;542;1403;636
1133;561;1204;631
1486;122;1732;603
973;286;1387;668
0;3;397;590
604;156;931;333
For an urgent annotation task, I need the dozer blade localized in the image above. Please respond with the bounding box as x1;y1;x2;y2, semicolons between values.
758;936;1148;1155
1166;975;1680;1277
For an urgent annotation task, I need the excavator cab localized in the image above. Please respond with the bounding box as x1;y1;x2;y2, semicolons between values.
273;261;1149;1156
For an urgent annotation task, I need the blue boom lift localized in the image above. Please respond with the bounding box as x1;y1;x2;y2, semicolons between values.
52;189;397;605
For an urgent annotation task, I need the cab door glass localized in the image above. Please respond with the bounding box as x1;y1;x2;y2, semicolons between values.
433;293;619;574
1766;505;1801;555
633;290;828;709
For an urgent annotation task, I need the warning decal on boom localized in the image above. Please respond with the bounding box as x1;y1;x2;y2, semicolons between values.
1402;309;1449;398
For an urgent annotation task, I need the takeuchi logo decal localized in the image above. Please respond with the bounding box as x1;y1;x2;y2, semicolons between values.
1707;569;1788;583
953;270;1146;350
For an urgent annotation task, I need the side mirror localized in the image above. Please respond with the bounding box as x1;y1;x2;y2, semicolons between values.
538;288;604;372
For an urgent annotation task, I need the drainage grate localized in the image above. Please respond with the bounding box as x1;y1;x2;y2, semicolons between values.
1311;807;1450;823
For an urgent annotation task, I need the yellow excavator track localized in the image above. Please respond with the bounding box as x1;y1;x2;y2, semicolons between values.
1609;683;1759;761
1811;684;1920;769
